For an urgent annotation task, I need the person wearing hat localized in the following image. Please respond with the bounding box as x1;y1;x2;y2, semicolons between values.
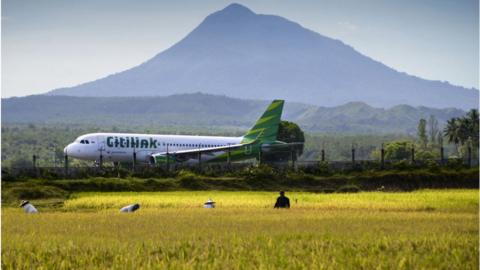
274;191;290;209
120;203;140;212
20;200;38;213
204;199;215;208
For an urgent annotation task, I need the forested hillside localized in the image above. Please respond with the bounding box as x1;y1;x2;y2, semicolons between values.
2;93;465;134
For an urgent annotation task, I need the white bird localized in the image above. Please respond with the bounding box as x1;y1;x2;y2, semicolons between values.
20;200;38;213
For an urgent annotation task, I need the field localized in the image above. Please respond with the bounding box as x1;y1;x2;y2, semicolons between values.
2;190;478;269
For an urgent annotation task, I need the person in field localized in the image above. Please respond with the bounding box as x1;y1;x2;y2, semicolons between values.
20;200;38;213
120;203;140;213
274;191;290;208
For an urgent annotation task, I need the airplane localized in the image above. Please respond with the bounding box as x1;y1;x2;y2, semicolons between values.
63;100;298;165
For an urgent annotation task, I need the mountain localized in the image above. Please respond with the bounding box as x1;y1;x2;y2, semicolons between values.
2;93;466;134
47;3;478;109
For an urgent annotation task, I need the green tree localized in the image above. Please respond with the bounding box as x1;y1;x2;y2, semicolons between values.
444;109;479;157
417;119;427;149
444;118;460;154
277;121;305;154
384;141;411;161
427;115;439;148
466;109;479;148
263;120;305;162
437;132;444;148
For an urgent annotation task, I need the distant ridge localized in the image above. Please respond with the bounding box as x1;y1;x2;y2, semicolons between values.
47;3;478;109
3;93;466;134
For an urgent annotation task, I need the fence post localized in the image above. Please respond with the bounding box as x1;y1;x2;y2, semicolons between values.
258;146;262;165
172;154;176;172
198;152;202;172
321;149;325;162
468;146;472;167
166;146;170;172
132;147;136;172
351;144;355;165
440;146;444;165
32;155;37;169
411;145;415;165
64;154;69;176
290;146;296;170
99;148;103;169
227;146;231;168
380;143;385;169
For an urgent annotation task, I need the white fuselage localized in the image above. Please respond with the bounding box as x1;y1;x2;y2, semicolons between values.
64;133;242;163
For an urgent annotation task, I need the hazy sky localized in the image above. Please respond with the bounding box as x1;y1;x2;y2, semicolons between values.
2;0;478;98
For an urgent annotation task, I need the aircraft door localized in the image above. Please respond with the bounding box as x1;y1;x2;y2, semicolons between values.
97;136;107;161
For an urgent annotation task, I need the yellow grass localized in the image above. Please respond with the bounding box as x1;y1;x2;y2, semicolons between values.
2;189;478;269
63;189;478;212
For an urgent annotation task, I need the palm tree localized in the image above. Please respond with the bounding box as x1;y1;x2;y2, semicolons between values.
444;118;460;154
466;109;479;148
457;117;471;145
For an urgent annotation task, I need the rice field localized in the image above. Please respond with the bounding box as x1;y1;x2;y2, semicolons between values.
2;190;478;269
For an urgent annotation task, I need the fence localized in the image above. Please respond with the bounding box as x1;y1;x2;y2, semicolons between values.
2;155;477;180
2;143;478;180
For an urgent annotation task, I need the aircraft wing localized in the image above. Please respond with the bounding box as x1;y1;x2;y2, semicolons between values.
149;140;257;163
261;142;304;149
169;142;253;155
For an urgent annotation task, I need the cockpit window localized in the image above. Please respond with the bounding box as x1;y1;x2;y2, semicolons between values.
85;140;89;144
80;140;85;144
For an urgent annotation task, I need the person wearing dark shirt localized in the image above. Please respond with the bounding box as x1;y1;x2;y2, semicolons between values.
274;191;290;208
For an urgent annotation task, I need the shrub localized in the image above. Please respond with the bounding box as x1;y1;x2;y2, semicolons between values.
305;162;332;176
242;165;277;181
177;170;199;181
425;160;440;172
392;160;413;170
416;150;437;161
286;171;315;182
336;184;360;193
177;170;208;189
2;184;69;202
445;159;465;170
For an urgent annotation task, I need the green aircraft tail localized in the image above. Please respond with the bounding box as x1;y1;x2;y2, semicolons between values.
241;100;284;144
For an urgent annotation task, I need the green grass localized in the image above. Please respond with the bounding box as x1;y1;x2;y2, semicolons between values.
2;190;478;269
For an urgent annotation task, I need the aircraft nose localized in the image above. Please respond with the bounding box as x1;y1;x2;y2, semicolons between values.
64;144;72;155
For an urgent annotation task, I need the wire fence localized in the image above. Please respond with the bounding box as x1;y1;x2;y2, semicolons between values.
2;155;477;180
